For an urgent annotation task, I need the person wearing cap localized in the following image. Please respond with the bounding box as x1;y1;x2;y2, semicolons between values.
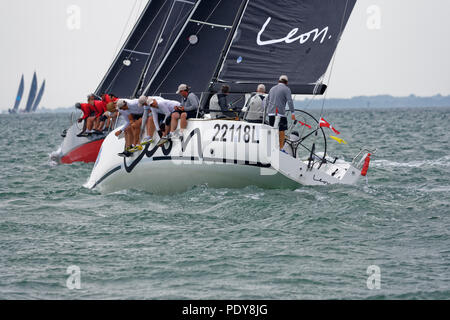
114;98;145;156
266;75;296;149
75;102;96;137
143;97;180;145
243;84;267;123
170;84;200;138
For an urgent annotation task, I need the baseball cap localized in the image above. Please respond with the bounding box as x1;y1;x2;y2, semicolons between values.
176;84;189;94
116;99;127;109
279;75;289;82
138;95;148;107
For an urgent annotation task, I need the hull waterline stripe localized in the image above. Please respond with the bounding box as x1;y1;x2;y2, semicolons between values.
92;165;122;189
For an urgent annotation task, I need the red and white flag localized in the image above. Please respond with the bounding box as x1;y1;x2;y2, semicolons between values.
298;120;311;129
319;118;340;135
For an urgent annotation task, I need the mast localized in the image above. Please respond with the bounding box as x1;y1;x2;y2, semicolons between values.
209;0;249;89
143;0;203;96
24;72;38;113
132;0;196;98
32;80;46;112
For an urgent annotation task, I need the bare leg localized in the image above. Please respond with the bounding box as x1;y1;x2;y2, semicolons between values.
125;127;134;148
81;120;87;133
279;131;286;150
146;116;156;138
180;112;188;131
87;117;95;131
124;129;131;149
133;118;143;145
171;112;180;133
96;121;105;131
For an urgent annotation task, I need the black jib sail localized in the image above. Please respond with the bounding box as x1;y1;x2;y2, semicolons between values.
216;0;357;94
10;74;24;114
32;80;46;112
95;0;199;98
144;0;246;101
24;72;38;113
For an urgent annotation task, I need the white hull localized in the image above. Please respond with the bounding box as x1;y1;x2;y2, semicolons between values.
86;119;365;194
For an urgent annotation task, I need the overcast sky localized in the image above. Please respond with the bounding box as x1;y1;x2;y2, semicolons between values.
1;0;450;110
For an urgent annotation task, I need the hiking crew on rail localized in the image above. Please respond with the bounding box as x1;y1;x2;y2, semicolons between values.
73;75;297;156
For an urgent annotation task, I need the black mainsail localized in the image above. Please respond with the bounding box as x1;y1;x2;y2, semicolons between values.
217;0;356;94
10;74;24;114
143;0;356;100
24;72;38;113
32;80;46;112
95;0;199;98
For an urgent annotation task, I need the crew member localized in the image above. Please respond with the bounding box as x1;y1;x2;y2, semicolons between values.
114;98;145;156
243;84;267;123
95;93;118;132
209;85;235;119
170;84;200;137
75;102;96;137
266;75;296;149
143;97;178;145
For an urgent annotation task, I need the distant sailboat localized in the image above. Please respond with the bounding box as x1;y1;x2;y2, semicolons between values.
9;75;25;114
32;80;46;112
24;72;38;113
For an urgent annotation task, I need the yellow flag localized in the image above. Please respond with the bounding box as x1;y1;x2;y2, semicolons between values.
330;136;347;145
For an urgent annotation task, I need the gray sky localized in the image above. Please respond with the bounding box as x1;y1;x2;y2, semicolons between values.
1;0;450;110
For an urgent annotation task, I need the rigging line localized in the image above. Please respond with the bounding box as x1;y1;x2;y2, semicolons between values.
305;0;349;161
318;0;350;121
133;1;178;97
112;0;139;62
136;1;189;96
151;0;225;95
105;1;169;93
143;0;202;95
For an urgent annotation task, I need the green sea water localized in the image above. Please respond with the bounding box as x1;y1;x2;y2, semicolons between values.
0;107;449;299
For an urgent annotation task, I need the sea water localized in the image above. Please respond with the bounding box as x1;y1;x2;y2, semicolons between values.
0;107;448;299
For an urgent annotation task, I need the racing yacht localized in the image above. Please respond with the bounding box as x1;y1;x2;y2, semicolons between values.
84;0;374;193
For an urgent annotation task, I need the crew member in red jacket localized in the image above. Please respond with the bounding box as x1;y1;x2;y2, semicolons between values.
75;102;96;137
97;94;119;132
87;94;107;133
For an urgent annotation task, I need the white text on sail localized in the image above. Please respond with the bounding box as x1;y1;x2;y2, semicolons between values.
257;17;330;46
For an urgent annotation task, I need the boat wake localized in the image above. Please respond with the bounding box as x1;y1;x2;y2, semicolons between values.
372;155;450;168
